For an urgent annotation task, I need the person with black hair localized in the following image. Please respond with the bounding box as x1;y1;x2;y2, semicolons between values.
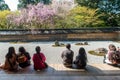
104;44;116;64
32;46;47;71
61;44;74;68
74;47;87;69
17;46;31;68
105;44;120;65
0;47;18;71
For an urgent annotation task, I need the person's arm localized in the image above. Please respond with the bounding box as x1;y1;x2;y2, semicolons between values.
74;56;79;64
72;51;74;58
16;54;19;62
32;54;35;61
26;52;31;60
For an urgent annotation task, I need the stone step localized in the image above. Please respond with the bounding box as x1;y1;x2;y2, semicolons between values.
0;64;120;75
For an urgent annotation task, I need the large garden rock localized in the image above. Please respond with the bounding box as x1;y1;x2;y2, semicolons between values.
95;48;108;54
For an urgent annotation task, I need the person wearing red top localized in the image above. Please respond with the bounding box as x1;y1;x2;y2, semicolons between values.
32;46;47;70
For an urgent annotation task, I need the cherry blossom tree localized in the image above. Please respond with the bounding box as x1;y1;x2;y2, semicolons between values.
8;3;56;29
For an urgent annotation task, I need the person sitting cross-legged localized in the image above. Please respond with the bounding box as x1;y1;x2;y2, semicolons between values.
17;46;31;68
104;44;120;66
32;46;48;71
73;47;87;69
61;44;74;68
0;47;18;72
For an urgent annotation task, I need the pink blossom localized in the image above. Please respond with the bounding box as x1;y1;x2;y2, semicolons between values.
7;3;56;29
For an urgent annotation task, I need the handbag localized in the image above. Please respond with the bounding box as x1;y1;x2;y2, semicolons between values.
38;54;48;68
17;54;27;63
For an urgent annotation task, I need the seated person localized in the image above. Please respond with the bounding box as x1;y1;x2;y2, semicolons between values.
61;44;74;68
104;44;120;65
73;47;87;69
109;51;120;64
32;46;48;71
17;46;31;68
0;47;18;72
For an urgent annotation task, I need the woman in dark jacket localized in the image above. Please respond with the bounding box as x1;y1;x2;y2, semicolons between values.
17;46;31;68
74;47;87;69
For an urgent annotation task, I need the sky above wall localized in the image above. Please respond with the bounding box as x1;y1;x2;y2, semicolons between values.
4;0;19;11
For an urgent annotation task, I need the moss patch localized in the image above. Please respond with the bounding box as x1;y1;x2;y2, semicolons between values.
52;44;65;47
88;50;105;56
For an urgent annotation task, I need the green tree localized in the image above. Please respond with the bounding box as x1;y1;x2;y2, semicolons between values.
75;0;100;9
53;6;106;28
98;0;120;26
0;0;10;10
66;6;106;28
18;0;51;9
0;10;11;29
99;0;120;14
76;0;120;26
76;0;120;14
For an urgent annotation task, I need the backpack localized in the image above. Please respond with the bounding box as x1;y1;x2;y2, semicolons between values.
18;54;27;63
112;51;120;63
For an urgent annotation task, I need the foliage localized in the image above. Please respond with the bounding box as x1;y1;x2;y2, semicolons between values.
88;50;105;56
66;6;106;27
51;0;76;28
75;0;120;26
53;16;75;29
100;13;119;27
8;3;56;29
98;0;120;14
18;0;51;9
0;10;11;29
75;0;120;13
1;1;119;29
116;13;120;26
75;0;100;9
6;11;21;29
98;0;120;26
0;0;10;10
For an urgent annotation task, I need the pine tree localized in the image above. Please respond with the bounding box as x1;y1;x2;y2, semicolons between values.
0;0;10;10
